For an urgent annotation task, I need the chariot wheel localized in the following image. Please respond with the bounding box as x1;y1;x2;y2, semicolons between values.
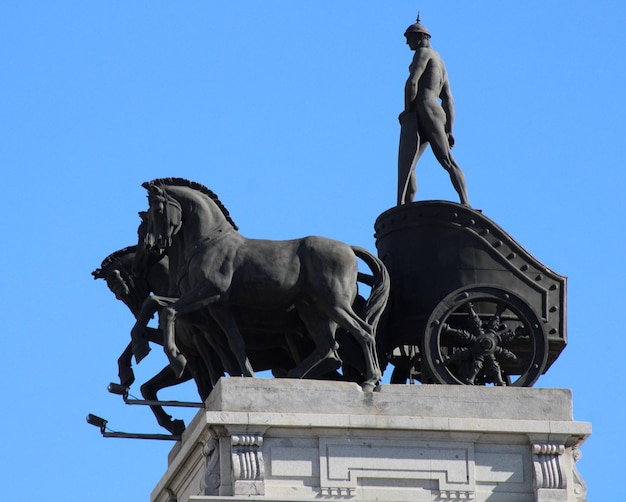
423;286;548;387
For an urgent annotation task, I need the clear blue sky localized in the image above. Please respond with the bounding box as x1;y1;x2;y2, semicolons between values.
1;2;623;500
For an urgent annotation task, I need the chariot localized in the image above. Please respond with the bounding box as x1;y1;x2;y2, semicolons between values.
374;201;567;387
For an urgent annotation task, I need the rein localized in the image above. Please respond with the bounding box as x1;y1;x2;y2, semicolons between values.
182;223;234;267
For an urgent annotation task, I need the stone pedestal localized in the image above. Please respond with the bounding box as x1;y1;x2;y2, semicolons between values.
151;379;590;502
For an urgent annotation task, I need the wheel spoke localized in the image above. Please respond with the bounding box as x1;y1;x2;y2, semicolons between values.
441;323;474;345
425;287;548;387
484;356;506;385
466;356;484;384
442;347;472;364
499;326;528;344
486;304;506;332
495;347;519;363
466;302;482;333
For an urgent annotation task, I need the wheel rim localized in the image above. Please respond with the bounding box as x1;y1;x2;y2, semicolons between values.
423;286;548;387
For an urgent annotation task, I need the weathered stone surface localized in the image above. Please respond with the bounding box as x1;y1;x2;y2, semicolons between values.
152;378;590;502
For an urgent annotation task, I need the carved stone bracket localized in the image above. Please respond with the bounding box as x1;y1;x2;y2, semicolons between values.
199;438;220;496
231;434;265;496
571;447;588;502
532;443;566;490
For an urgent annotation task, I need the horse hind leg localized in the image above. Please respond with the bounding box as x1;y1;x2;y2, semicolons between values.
289;304;341;379
326;303;382;390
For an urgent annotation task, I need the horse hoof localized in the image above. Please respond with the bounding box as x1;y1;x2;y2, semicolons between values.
307;357;342;379
360;381;378;393
169;419;185;436
133;343;151;364
119;369;135;388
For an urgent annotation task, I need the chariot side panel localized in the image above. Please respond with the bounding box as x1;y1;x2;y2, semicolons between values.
374;201;567;377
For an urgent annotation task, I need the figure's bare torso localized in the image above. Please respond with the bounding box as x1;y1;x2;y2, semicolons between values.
409;47;448;131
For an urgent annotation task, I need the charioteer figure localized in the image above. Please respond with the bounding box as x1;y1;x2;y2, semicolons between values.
397;14;470;206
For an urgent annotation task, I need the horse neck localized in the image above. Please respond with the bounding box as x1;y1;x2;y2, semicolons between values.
113;254;153;317
172;186;234;244
165;234;187;295
145;256;171;297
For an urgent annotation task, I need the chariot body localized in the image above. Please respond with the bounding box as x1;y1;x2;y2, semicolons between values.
374;201;567;387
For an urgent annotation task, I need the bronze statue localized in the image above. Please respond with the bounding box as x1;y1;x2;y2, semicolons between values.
397;14;470;206
132;178;389;391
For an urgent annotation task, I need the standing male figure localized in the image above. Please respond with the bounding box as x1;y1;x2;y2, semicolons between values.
397;15;470;206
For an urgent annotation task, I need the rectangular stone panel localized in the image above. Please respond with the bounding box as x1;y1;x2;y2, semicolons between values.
319;438;475;493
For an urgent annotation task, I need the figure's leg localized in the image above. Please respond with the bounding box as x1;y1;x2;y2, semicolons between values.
398;113;422;205
410;142;428;200
428;128;470;206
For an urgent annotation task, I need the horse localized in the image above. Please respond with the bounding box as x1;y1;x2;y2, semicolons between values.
132;212;337;382
134;177;390;390
93;245;218;435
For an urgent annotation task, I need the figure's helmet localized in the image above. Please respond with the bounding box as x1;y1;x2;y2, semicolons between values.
404;13;431;38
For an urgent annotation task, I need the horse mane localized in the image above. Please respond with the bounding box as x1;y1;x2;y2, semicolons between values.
92;246;137;279
145;177;239;231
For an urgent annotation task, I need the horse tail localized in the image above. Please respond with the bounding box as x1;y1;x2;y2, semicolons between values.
351;246;390;335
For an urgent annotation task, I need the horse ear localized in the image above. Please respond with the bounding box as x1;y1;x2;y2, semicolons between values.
141;181;151;190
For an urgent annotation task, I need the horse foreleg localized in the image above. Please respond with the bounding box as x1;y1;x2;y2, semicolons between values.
119;327;166;387
160;306;188;378
208;306;255;377
176;321;221;398
118;342;135;387
290;304;341;379
161;285;242;378
191;330;225;390
140;365;192;436
131;294;178;363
